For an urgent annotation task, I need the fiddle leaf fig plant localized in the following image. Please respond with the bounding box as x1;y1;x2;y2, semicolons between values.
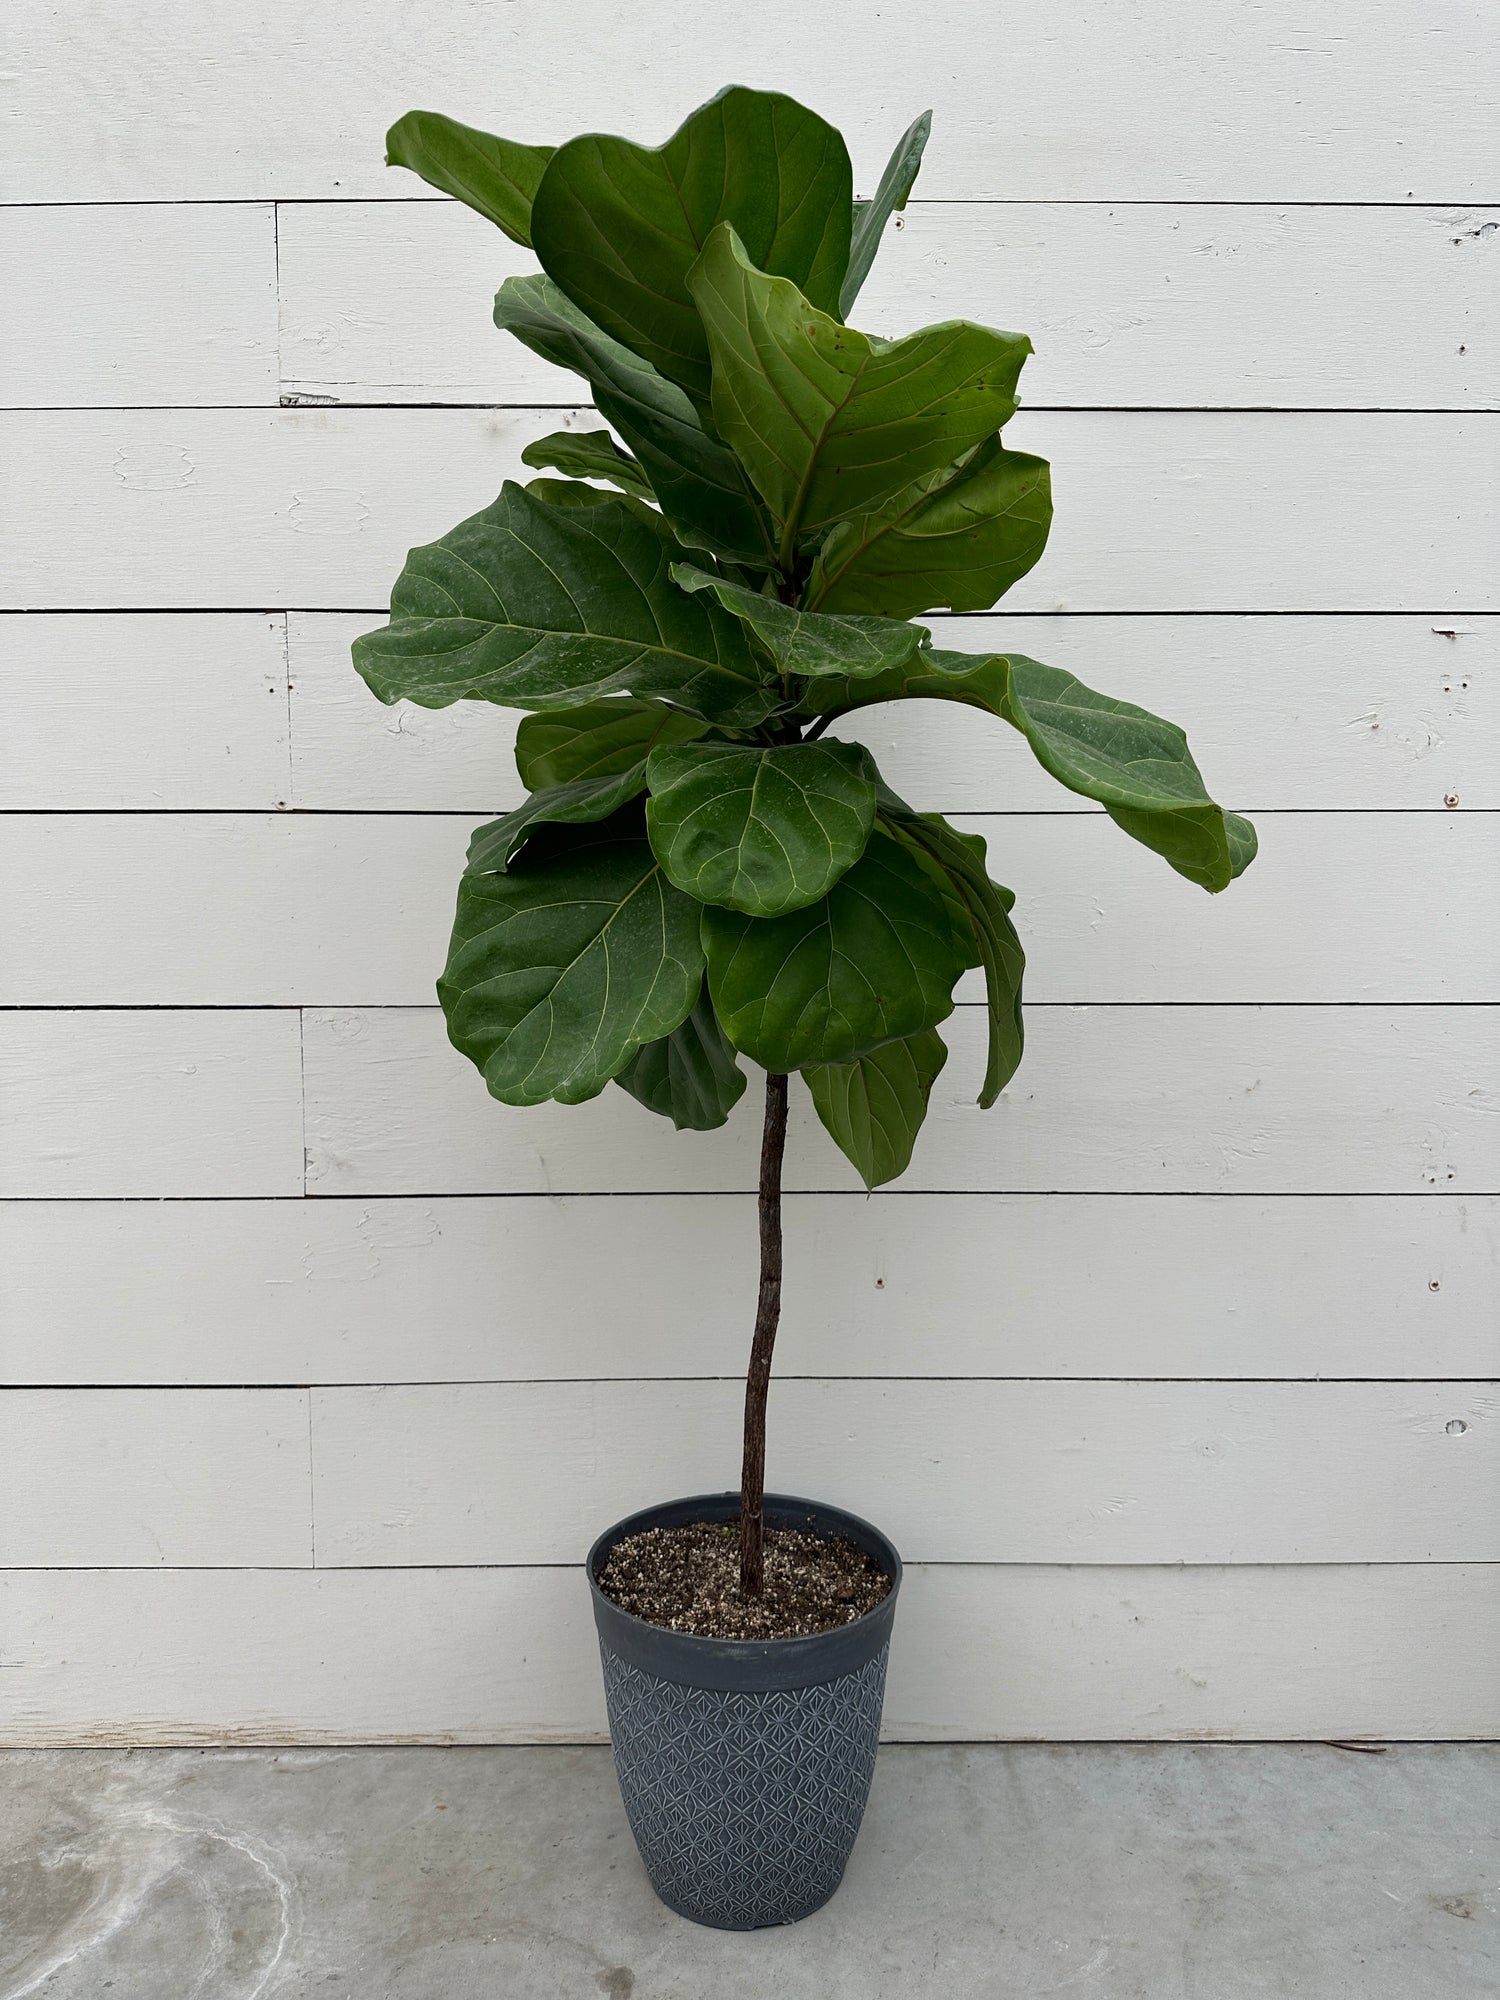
356;86;1256;1597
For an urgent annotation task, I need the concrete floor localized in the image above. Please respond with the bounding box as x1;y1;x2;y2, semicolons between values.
0;1746;1495;1999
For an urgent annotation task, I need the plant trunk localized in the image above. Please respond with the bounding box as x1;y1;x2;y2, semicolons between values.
739;1070;789;1596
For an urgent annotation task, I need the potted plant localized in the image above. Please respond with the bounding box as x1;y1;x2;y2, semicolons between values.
356;86;1256;1929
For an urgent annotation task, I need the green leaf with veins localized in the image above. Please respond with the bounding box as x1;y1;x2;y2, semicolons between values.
530;86;852;406
351;482;776;726
807;439;1052;619
669;563;927;678
515;697;709;789
439;815;704;1107
646;739;878;916
521;477;627;509
797;646;1256;892
385;111;553;246
687;223;1031;550
805;1026;948;1187
841;110;932;317
466;766;648;875
876;796;1025;1107
926;652;1258;893
791;643;1012;719
521;430;657;504
615;978;748;1130
494;274;775;566
702;831;972;1071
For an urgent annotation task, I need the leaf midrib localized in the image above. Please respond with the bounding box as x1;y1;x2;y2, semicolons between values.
470;859;680;1075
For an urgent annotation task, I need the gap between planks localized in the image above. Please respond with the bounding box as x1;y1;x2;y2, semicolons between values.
0;1190;1489;1202
15;1377;1498;1389
8;403;1492;415
4;608;1493;619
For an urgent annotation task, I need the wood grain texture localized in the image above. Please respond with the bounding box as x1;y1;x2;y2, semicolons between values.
310;1378;1499;1566
288;611;1500;815
3;410;1493;612
303;1003;1500;1198
7;1195;1492;1387
277;199;1499;411
7;0;1495;202
3;1564;1495;1744
5;810;1491;1008
0;204;279;408
0;1389;312;1567
0;614;291;809
0;1012;304;1199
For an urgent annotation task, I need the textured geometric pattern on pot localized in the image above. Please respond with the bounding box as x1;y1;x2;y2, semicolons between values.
600;1643;890;1929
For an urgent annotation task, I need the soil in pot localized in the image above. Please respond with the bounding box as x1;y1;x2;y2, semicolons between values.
596;1519;892;1639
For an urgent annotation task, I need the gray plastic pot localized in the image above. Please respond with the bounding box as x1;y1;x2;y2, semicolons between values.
587;1490;902;1930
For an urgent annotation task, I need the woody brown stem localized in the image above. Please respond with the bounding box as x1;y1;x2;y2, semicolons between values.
738;1069;789;1596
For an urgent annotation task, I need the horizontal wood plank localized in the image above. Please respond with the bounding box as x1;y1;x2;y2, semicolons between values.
303;1003;1500;1198
5;1194;1493;1387
277;199;1499;411
0;407;564;610
3;611;1491;815
3;1564;1495;1743
3;410;1493;612
0;1389;311;1567
290;610;516;811
0;204;279;408
5;810;1490;1007
0;1011;304;1198
311;1378;1500;1566
8;1;1495;203
288;612;1500;815
0;613;290;808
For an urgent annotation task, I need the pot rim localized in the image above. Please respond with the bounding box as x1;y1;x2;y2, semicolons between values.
586;1488;902;1669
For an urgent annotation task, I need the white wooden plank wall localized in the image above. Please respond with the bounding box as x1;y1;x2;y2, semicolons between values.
2;0;1496;1746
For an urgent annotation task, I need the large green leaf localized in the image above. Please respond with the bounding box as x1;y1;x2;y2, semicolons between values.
530;86;852;406
466;767;648;875
385;111;553;246
702;831;972;1070
796;647;1256;893
520;429;656;505
789;643;1010;718
669;564;927;679
494;274;775;566
515;696;709;788
646;740;878;916
928;652;1257;893
840;110;932;317
688;224;1032;553
877;798;1025;1107
439;819;704;1106
614;979;747;1130
351;483;776;726
804;1027;948;1187
806;439;1052;619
